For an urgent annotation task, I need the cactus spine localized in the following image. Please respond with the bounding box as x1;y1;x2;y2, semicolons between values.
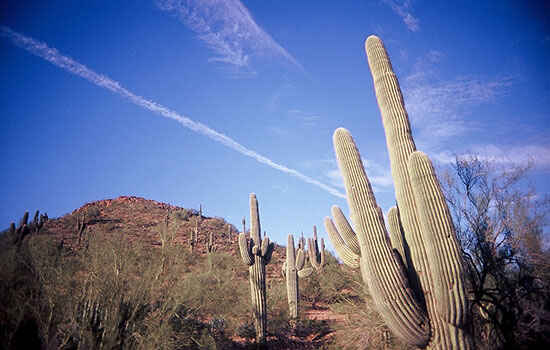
282;234;313;321
325;36;473;349
238;193;275;345
307;225;325;271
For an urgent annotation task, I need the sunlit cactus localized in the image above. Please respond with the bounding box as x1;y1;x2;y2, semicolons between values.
207;231;215;254
325;35;473;349
189;230;195;253
282;234;313;321
238;193;275;345
306;225;325;271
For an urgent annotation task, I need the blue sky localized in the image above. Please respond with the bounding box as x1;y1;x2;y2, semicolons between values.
1;0;549;249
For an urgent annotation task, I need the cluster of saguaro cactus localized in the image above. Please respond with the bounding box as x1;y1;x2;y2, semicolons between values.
8;210;47;245
282;234;313;321
9;211;30;247
238;193;275;345
325;35;473;349
306;225;325;271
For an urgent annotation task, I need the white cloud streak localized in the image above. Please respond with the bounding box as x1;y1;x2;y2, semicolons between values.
382;0;420;32
433;144;550;171
324;157;394;194
402;51;513;142
1;25;344;198
156;0;304;75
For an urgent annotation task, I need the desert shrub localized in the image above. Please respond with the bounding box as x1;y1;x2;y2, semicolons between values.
327;269;411;350
175;209;190;221
301;251;352;308
0;212;255;350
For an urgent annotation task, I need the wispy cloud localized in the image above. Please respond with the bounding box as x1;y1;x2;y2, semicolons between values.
289;109;322;127
382;0;420;32
323;158;394;194
433;144;550;171
1;24;343;198
155;0;304;75
402;51;513;142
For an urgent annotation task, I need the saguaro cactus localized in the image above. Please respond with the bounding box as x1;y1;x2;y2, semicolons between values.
77;212;86;245
325;36;473;349
207;231;215;254
282;234;313;321
10;211;30;247
238;193;275;345
189;230;195;253
306;225;325;271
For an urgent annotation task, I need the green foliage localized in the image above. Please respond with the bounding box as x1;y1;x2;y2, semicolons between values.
300;251;349;307
0;213;251;350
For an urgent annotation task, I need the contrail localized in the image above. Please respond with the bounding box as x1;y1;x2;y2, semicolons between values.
1;25;345;198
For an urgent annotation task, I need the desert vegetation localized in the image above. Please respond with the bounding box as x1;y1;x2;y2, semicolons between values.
1;36;549;350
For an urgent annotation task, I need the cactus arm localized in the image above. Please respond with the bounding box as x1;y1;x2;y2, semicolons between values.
408;151;468;327
387;206;409;270
8;222;15;235
324;216;361;268
331;206;361;254
238;233;254;266
307;225;326;270
282;261;287;279
333;127;430;347
295;249;306;270
298;268;313;278
19;211;29;227
319;238;325;265
263;241;275;264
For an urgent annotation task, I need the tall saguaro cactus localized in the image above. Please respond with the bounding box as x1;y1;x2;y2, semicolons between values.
238;193;275;345
282;234;313;321
325;36;473;349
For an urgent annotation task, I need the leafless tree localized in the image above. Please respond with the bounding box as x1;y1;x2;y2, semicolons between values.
441;155;550;349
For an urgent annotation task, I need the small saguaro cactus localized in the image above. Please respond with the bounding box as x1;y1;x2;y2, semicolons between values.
10;211;30;247
238;193;275;345
189;230;195;253
207;231;216;271
307;225;325;271
325;35;473;349
227;224;233;241
32;210;45;234
193;219;199;243
77;212;87;245
282;234;313;321
207;231;215;254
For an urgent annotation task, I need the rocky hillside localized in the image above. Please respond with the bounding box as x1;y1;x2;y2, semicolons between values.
42;195;287;281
